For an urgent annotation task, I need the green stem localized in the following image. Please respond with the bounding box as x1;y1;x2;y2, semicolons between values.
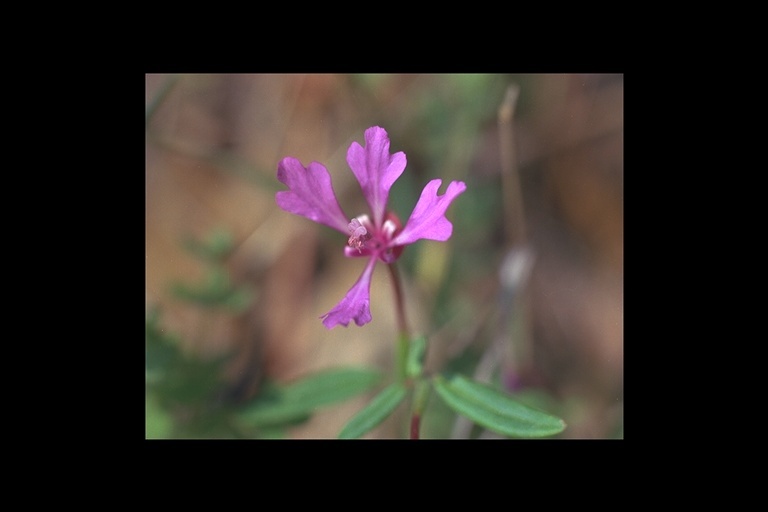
410;378;431;440
396;334;409;384
388;263;410;383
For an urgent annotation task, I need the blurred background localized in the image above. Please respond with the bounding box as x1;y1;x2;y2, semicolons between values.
145;73;623;439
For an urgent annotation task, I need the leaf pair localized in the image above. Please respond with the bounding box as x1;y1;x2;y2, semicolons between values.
337;373;566;439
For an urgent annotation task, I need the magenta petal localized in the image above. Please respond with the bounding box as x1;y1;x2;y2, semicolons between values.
344;246;373;258
276;157;350;234
346;126;407;227
320;257;377;328
391;179;467;246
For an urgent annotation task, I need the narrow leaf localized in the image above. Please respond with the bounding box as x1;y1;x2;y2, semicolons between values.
238;367;381;427
434;375;565;438
236;402;311;427
280;367;382;407
338;383;407;439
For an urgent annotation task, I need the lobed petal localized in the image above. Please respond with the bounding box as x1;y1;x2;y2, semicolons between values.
391;179;467;246
276;157;350;234
346;126;407;227
320;257;377;328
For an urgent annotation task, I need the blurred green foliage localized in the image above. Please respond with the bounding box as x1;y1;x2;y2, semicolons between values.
145;307;236;438
145;227;568;440
146;73;623;438
172;228;252;312
145;228;382;439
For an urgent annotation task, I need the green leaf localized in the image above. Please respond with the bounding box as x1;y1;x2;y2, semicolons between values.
182;228;234;262
222;288;253;312
338;383;407;439
279;367;382;407
406;336;427;379
238;367;381;427
433;374;566;438
145;309;182;378
170;271;252;311
238;406;310;429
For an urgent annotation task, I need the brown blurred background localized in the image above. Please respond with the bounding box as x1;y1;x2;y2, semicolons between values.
145;73;623;439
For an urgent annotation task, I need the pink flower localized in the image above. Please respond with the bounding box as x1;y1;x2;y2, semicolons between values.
276;126;466;328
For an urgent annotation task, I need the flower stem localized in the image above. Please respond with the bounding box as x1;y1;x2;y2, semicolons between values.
388;262;409;338
388;263;410;383
409;378;431;440
410;414;420;439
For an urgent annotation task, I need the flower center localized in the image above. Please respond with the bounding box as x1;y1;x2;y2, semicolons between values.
346;212;405;262
347;217;372;252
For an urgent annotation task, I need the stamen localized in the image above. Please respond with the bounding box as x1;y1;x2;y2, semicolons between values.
347;218;372;252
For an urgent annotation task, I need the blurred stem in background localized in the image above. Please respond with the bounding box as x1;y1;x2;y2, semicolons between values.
499;84;526;247
451;84;535;438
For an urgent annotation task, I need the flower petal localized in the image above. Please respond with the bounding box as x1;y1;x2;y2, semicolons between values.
346;126;407;227
391;179;467;246
276;157;350;233
320;257;377;328
344;246;373;258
